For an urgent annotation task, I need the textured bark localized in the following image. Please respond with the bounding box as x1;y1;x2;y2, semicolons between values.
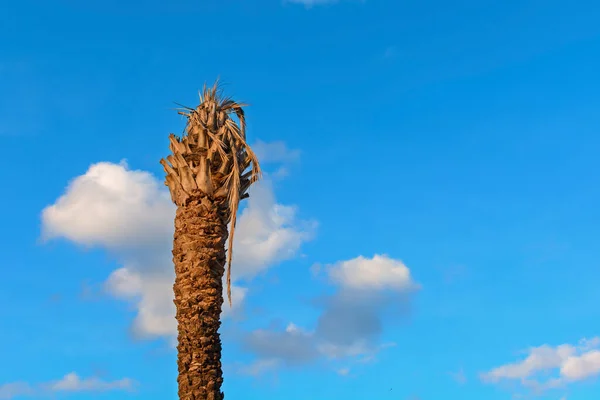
173;194;228;400
162;83;261;400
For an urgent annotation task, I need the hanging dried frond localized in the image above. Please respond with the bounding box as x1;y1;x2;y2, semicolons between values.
161;80;262;306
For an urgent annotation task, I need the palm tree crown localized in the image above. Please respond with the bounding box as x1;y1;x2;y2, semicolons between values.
160;81;261;305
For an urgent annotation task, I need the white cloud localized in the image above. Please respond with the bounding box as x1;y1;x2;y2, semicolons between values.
105;268;178;338
41;160;174;251
561;350;600;380
41;143;314;339
105;267;143;298
0;373;135;399
326;254;418;291
483;344;576;382
104;267;247;338
241;255;419;373
232;180;316;281
481;337;600;394
49;372;135;392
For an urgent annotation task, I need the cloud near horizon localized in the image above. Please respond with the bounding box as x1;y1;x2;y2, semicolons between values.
40;141;316;340
0;372;135;399
481;337;600;395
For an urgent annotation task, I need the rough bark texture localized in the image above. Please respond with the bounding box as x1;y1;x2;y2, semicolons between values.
162;83;261;400
173;194;228;400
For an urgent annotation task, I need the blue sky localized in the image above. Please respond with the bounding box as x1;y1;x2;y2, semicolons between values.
2;0;600;399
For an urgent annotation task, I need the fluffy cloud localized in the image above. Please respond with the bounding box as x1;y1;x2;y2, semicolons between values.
231;180;315;281
562;350;600;380
481;337;600;394
326;255;418;291
315;255;416;359
105;268;179;338
41;160;174;251
0;373;135;399
41;149;315;339
241;255;419;373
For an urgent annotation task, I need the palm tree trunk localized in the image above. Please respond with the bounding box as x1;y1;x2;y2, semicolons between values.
172;194;227;400
163;82;261;399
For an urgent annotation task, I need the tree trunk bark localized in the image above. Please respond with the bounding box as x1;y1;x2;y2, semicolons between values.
172;194;228;400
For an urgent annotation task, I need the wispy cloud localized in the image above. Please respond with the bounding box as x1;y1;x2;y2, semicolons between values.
252;140;300;164
252;140;300;179
0;373;136;399
0;382;34;400
481;337;600;396
47;372;136;392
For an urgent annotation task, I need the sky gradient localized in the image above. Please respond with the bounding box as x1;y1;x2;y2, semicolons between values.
2;1;600;399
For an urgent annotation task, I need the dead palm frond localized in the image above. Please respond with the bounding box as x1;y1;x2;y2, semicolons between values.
161;79;261;306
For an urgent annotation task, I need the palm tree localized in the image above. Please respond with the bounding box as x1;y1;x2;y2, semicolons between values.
160;81;261;400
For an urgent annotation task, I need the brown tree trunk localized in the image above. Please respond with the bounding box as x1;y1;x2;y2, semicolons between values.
172;194;228;400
